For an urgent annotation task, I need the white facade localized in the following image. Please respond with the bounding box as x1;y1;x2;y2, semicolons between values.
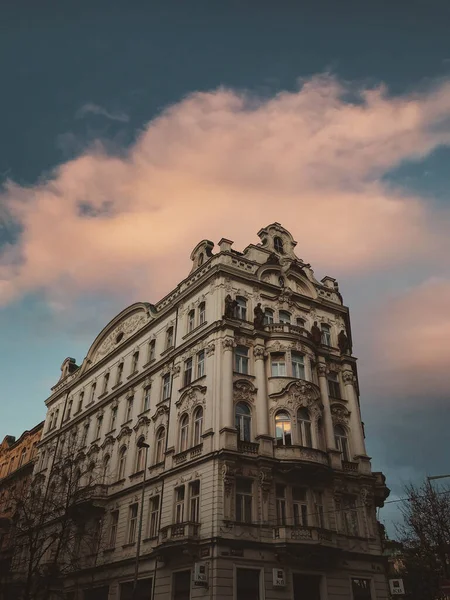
36;223;390;600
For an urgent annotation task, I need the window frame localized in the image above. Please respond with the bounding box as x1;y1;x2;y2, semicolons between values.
135;437;145;472
291;352;306;380
334;424;350;461
236;296;247;321
271;352;287;377
142;386;151;412
155;427;165;464
127;503;139;544
234;345;249;374
183;357;193;387
187;309;195;333
351;577;374;600
292;487;309;527
118;446;127;480
166;327;174;349
148;339;156;362
321;323;332;346
125;396;134;422
276;484;287;525
297;407;313;448
109;510;119;548
198;302;206;325
279;310;291;324
174;485;185;524
179;414;189;452
327;372;341;399
197;349;205;379
275;410;292;446
264;308;274;325
274;236;285;254
193;406;204;446
235;402;252;442
148;495;160;538
162;373;171;400
131;351;139;373
235;477;253;524
189;480;200;523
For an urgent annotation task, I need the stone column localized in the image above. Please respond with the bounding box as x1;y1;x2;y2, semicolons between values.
254;341;273;456
316;359;336;451
220;335;237;450
342;366;367;458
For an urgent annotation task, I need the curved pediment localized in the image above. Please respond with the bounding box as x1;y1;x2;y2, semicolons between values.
271;379;321;403
176;385;207;412
80;302;155;372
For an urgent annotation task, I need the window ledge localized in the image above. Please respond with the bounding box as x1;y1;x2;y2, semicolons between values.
142;358;156;369
121;420;132;428
182;321;208;340
138;409;151;417
98;391;108;400
178;374;207;393
85;402;94;409
91;438;100;444
127;371;139;381
110;478;126;487
160;345;175;357
103;547;115;554
130;470;145;479
105;428;116;436
122;543;136;549
111;382;123;391
143;536;158;543
73;409;82;416
233;371;255;379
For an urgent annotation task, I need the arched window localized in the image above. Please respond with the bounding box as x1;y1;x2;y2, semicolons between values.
264;308;274;325
179;414;189;452
155;427;165;464
274;236;284;254
135;437;145;472
275;411;292;446
279;310;291;324
334;425;350;461
193;407;204;446
188;309;195;333
235;402;251;442
236;297;247;321
298;408;312;448
118;446;127;480
102;454;110;483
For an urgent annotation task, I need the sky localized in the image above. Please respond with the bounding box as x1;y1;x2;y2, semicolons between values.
1;0;450;534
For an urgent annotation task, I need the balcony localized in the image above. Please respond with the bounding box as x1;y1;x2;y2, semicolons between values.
69;484;108;518
159;522;200;546
265;323;310;339
274;445;329;467
273;525;336;547
237;440;259;455
173;444;203;465
342;460;359;473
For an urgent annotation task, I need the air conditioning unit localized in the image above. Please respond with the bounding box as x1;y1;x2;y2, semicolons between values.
389;579;405;595
193;563;208;586
273;568;286;587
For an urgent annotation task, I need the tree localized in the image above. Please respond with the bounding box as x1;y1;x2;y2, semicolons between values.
1;431;109;600
396;480;450;600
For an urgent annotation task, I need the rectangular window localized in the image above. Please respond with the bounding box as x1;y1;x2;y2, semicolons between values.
293;488;308;527
175;486;185;524
199;302;206;325
142;387;151;412
110;406;117;431
148;496;160;538
234;346;249;374
197;350;205;379
276;484;286;525
132;351;139;373
351;578;372;600
166;327;174;349
148;339;156;362
236;298;247;321
65;399;73;421
120;579;152;600
102;373;109;395
116;363;124;386
82;423;89;446
264;309;274;325
291;353;305;379
271;353;286;377
236;478;253;524
314;491;325;528
54;409;60;428
189;480;200;523
279;310;291;324
162;374;171;400
327;372;341;399
236;568;260;600
173;571;191;600
95;416;103;440
188;310;195;332
184;358;193;387
125;397;134;422
128;503;138;544
321;324;332;346
344;497;360;536
109;511;119;547
77;392;84;413
90;383;96;403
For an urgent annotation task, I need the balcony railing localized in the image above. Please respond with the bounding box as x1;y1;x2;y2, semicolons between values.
265;323;310;338
237;440;259;455
173;444;203;465
159;522;200;544
274;525;336;545
274;445;329;466
342;460;359;473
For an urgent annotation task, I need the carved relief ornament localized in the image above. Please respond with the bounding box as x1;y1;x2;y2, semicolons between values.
221;463;235;496
234;380;257;405
222;337;237;351
176;385;207;412
331;403;351;426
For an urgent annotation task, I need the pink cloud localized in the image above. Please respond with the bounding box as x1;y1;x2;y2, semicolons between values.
1;74;450;307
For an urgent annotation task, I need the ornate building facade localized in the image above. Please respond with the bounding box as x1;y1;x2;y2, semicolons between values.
35;223;389;600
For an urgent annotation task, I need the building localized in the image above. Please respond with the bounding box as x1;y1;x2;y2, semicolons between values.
34;223;389;599
0;422;44;593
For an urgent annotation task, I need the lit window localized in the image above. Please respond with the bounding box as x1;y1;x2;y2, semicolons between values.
293;488;308;526
188;310;195;333
193;407;203;446
175;486;185;523
275;411;292;446
162;373;171;400
148;496;160;538
298;408;312;447
197;350;205;379
274;236;284;254
291;353;305;379
198;302;206;325
279;310;291;324
276;484;286;525
118;446;127;480
235;402;251;442
327;372;341;399
271;353;286;377
236;297;247;321
321;323;331;346
189;480;200;522
155;428;165;464
236;478;252;523
179;414;189;452
234;346;249;374
334;425;350;461
184;358;193;387
166;327;174;349
127;503;138;544
264;308;274;325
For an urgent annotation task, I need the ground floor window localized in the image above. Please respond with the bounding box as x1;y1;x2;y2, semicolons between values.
236;568;261;600
173;570;191;600
119;578;152;600
82;587;109;600
351;578;372;600
293;574;321;600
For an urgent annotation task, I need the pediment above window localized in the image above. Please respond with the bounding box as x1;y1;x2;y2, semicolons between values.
233;379;257;404
116;426;132;442
331;403;351;425
176;385;207;412
101;435;116;449
134;416;151;432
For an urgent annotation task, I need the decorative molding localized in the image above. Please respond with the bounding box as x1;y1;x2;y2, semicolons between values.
176;385;207;412
133;416;151;432
222;337;237;351
116;426;133;442
342;370;356;385
233;380;257;405
206;342;215;356
317;363;328;377
221;462;235;496
151;404;169;423
94;313;148;362
253;345;267;360
331;403;351;426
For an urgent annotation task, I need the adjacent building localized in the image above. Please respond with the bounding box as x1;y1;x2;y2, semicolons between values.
34;223;390;599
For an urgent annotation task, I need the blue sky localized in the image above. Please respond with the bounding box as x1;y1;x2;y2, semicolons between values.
1;0;450;534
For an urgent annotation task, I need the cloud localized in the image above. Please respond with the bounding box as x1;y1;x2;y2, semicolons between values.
75;102;130;123
1;74;450;308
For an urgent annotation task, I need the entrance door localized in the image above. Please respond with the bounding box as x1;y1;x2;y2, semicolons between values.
293;574;321;600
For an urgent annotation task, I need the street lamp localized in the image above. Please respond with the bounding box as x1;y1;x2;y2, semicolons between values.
132;438;150;600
